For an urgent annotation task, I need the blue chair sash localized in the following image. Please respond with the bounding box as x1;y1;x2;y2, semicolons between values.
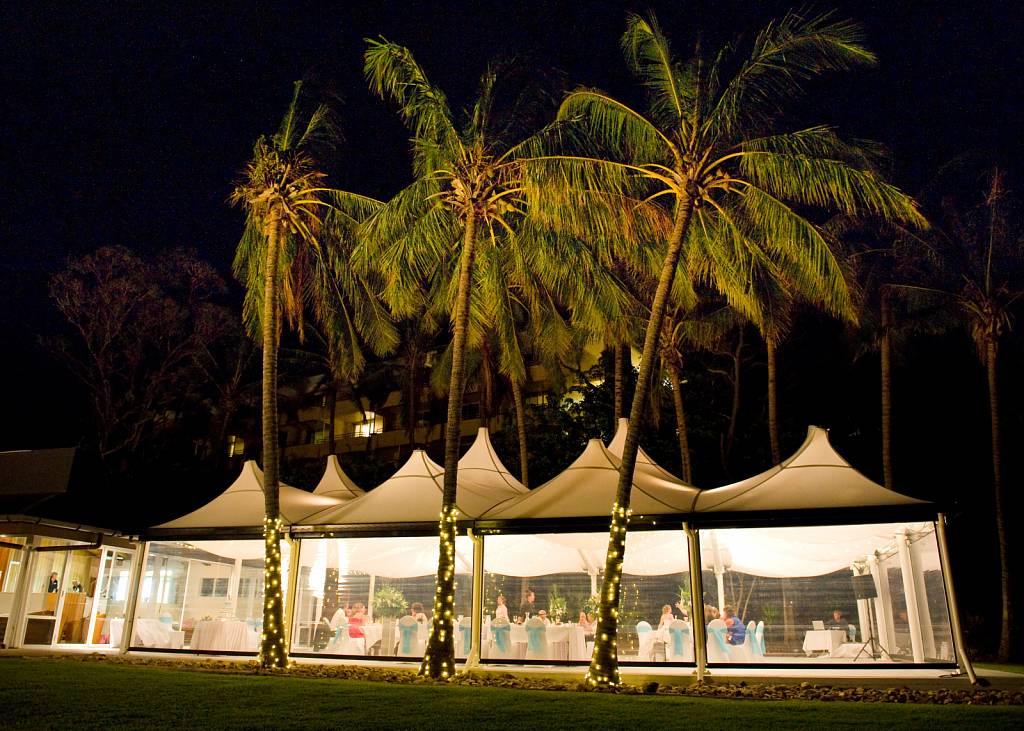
459;625;472;652
492;624;510;653
526;625;545;654
669;626;687;656
708;625;730;653
399;623;418;654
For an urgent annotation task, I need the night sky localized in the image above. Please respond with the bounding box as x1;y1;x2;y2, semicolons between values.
3;0;1022;451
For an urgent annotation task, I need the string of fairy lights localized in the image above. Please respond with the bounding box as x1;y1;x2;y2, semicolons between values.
421;504;459;679
261;516;288;668
585;501;631;687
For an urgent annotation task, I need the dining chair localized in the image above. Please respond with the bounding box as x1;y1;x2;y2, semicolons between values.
706;618;730;663
490;618;513;659
524;617;548;661
635;620;655;661
667;619;690;661
397;615;420;657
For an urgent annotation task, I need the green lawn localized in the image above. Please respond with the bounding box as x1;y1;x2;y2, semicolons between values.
977;662;1024;675
0;658;1019;730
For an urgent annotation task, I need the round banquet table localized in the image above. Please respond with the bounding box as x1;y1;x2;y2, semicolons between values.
190;619;259;652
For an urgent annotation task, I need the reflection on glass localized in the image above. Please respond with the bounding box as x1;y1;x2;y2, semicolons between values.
291;536;474;659
131;540;289;653
698;522;952;664
482;531;694;663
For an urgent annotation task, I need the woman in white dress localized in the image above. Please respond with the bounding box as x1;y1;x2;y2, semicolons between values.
494;594;509;621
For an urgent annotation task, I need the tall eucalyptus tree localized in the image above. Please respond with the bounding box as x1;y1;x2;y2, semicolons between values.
230;82;396;668
527;12;926;686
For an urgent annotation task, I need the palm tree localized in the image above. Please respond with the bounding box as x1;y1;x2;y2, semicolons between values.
230;81;396;668
359;42;588;678
528;12;926;686
893;164;1022;660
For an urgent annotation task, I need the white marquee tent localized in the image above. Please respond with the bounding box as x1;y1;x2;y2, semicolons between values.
154;461;341;530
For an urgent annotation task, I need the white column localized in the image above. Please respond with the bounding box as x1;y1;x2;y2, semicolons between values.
709;531;726;612
896;530;925;663
589;572;598;597
4;536;37;649
909;531;937;658
228;557;243;615
367;574;376;623
869;554;895;652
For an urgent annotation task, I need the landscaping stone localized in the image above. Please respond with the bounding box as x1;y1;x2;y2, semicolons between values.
61;655;1024;706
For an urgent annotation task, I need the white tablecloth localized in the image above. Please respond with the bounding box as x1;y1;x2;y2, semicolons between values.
803;629;848;656
358;622;383;652
191;619;259;652
483;623;587;661
110;618;184;649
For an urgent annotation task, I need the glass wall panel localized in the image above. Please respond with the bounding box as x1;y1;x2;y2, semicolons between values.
698;522;952;664
0;537;27;640
131;540;290;652
22;538;72;645
482;530;694;663
89;549;135;645
291;536;475;660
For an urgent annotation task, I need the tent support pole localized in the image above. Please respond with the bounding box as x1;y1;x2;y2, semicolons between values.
120;542;147;654
284;536;301;653
936;513;978;685
684;523;707;681
464;529;484;670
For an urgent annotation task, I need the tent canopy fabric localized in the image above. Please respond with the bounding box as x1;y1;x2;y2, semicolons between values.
301;428;525;526
154;461;339;529
694;426;928;513
701;522;938;578
606;418;696;492
313;455;364;501
483;439;700;520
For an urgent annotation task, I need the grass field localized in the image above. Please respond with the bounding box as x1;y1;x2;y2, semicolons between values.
0;658;1020;730
976;662;1024;675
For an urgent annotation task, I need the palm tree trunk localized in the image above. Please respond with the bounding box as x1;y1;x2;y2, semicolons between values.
323;381;337;458
614;343;624;422
988;339;1011;660
260;214;286;669
766;337;781;465
722;329;744;474
880;287;894;489
511;378;530;488
407;347;420;451
588;197;694;687
421;212;477;679
666;363;692;484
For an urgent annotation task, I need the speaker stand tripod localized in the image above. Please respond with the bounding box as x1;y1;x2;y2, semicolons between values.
852;600;892;661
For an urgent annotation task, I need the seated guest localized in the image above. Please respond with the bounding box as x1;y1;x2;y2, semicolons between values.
328;606;348;629
537;609;550;625
826;609;846;629
410;602;427;623
494;595;509;622
348;603;366;638
658;604;675;630
704;603;720;620
578;611;594;638
722;605;746;645
519;590;536;618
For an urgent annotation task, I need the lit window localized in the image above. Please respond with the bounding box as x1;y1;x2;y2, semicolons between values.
353;413;383;437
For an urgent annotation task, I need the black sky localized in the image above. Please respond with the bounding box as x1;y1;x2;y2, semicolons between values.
2;0;1022;450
